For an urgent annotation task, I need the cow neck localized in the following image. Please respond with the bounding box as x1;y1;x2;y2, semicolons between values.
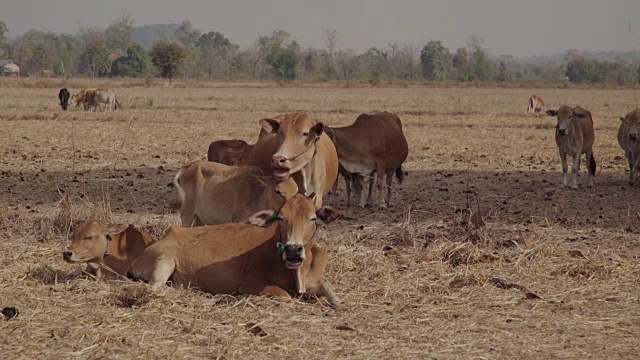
286;136;319;163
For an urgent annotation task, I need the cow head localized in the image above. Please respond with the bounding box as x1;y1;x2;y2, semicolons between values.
546;106;588;136
250;175;299;209
260;113;325;181
63;220;128;265
620;109;640;142
249;193;339;268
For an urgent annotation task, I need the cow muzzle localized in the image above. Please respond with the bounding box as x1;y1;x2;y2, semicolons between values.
63;251;77;263
629;133;637;142
271;155;291;180
557;128;567;136
277;243;305;269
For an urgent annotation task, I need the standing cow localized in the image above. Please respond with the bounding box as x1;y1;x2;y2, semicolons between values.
58;88;70;111
528;95;545;113
546;106;596;189
618;109;640;185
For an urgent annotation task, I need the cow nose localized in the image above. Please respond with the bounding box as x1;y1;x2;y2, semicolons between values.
63;251;73;260
558;128;566;135
272;155;287;168
630;133;637;141
286;244;304;256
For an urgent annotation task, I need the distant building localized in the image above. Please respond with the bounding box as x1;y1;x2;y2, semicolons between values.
0;60;20;77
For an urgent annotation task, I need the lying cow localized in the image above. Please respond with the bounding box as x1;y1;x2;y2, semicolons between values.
244;112;339;208
174;161;298;226
128;194;341;306
58;88;70;111
546;106;596;189
618;109;640;185
63;220;155;279
207;139;254;165
527;95;545;113
326;112;408;209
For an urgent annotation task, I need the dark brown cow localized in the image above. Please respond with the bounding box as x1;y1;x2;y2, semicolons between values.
63;220;155;279
128;194;341;306
327;112;408;209
546;106;596;189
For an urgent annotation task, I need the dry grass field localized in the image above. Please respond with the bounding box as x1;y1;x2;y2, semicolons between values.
1;77;639;359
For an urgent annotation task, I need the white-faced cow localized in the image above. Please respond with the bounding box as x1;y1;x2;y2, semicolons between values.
528;95;545;113
618;109;640;185
546;106;596;189
244;113;339;208
174;161;298;226
127;194;341;306
63;220;155;279
325;112;408;209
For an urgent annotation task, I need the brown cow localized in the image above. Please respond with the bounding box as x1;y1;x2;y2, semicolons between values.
207;139;254;166
244;113;339;208
528;95;545;113
63;220;155;279
174;161;298;226
127;194;341;306
546;106;596;189
72;88;97;108
618;109;640;185
326;112;408;209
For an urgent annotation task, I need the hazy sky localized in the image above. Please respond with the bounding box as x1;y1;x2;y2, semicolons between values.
2;0;640;56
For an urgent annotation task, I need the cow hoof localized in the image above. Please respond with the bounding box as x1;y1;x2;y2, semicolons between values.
364;203;372;209
378;205;387;210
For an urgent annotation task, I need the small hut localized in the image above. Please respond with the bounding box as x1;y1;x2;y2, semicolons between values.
0;60;20;76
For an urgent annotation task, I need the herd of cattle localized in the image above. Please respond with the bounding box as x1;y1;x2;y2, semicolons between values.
58;87;120;112
57;89;640;307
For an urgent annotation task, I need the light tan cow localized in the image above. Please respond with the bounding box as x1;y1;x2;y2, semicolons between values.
72;88;98;108
127;194;341;306
325;112;408;209
244;112;339;208
207;139;254;166
618;109;640;185
546;106;596;189
174;161;298;226
82;89;119;111
528;95;545;113
63;220;155;278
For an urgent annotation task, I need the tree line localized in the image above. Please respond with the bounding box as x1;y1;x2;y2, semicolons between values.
1;15;639;85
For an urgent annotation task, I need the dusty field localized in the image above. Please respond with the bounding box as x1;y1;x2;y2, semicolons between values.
1;78;639;359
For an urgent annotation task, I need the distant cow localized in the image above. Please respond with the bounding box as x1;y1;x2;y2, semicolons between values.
528;95;545;113
128;194;341;306
72;88;97;108
326;112;408;209
83;89;119;111
244;112;339;208
618;109;640;185
63;220;155;279
58;88;70;111
207;139;254;165
174;161;298;226
546;106;596;189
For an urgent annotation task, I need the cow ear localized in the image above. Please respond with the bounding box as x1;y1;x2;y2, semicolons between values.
311;122;324;138
316;206;340;223
259;118;280;133
573;111;589;119
248;210;277;227
306;192;317;202
106;223;128;235
620;117;626;122
546;110;558;117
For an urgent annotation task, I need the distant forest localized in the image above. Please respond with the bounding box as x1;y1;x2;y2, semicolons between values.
1;14;639;85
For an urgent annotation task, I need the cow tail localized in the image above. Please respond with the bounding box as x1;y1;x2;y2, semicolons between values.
395;165;405;185
590;153;597;176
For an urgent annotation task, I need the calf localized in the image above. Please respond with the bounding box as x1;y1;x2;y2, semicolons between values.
618;109;640;185
63;220;155;279
546;106;596;189
174;161;298;226
528;95;544;113
128;194;341;306
326;112;408;209
207;139;254;166
58;88;70;111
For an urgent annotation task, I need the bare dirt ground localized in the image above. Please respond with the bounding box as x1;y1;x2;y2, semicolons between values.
1;78;639;359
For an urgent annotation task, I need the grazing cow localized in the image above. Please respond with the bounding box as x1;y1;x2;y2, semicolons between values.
546;106;596;189
618;109;640;185
127;194;341;306
174;161;298;226
207;139;254;166
63;220;155;279
58;88;70;111
244;112;339;208
528;95;545;113
325;112;408;209
72;88;97;108
82;89;119;111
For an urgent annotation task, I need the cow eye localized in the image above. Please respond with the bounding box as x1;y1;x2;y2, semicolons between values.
84;235;93;240
310;217;317;222
302;132;309;137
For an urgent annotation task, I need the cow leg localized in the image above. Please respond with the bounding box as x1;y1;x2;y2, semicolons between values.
376;163;387;209
147;256;176;291
570;152;580;190
626;151;634;184
385;171;394;207
632;152;640;185
306;281;341;307
559;148;568;187
258;286;292;299
585;149;594;188
345;173;352;206
356;175;366;208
